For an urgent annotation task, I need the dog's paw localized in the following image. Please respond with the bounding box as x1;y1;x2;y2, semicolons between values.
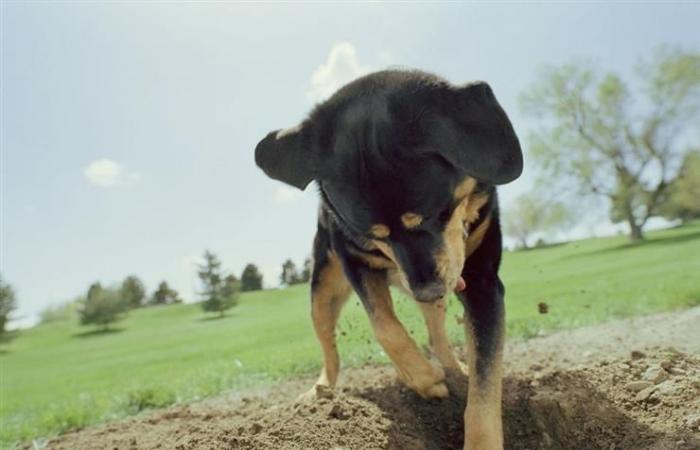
420;380;449;399
296;383;335;403
399;366;449;399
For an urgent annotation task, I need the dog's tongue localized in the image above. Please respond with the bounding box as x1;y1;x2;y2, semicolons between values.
454;276;466;292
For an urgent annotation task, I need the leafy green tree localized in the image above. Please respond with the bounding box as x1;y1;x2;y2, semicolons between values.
79;283;127;330
240;263;263;292
40;299;80;323
661;150;700;222
150;281;181;305
300;257;312;283
280;259;300;285
221;274;240;309
0;275;17;336
198;251;239;317
503;193;573;249
120;275;146;309
520;47;700;240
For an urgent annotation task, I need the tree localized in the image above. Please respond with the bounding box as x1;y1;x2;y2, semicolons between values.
240;264;263;292
120;275;146;309
40;299;80;323
520;47;700;240
661;150;700;222
280;259;300;285
300;257;312;283
150;281;181;305
502;193;573;249
198;251;238;317
79;283;127;330
0;275;17;336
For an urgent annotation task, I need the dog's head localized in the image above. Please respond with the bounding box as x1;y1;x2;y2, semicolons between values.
256;70;522;302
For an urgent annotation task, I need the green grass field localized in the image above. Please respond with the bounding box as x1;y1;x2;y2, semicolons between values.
2;222;699;448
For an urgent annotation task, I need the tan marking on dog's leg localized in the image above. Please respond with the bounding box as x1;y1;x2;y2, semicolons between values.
364;274;448;399
463;321;504;450
454;177;477;200
464;216;492;259
301;253;351;401
418;299;464;372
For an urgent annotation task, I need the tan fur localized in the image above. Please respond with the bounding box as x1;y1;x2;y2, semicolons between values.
464;193;490;224
453;177;477;200
369;224;390;239
464;318;504;450
348;246;396;270
363;273;448;399
418;299;463;371
401;212;424;229
304;252;352;398
464;215;492;259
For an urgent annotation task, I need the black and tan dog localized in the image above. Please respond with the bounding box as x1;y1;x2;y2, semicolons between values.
255;70;522;450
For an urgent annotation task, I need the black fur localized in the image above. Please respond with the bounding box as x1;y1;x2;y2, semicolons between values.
256;68;520;389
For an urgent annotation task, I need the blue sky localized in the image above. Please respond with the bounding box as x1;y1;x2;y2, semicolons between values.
2;2;699;326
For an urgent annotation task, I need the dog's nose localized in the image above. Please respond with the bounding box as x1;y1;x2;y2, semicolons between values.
412;282;446;303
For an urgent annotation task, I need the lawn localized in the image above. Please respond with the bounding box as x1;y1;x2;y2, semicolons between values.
1;222;699;448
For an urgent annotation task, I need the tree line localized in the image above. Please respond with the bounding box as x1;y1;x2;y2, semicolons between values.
1;252;310;335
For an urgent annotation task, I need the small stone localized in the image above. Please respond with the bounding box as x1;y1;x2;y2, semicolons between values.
686;413;700;430
659;360;673;370
669;367;686;376
250;422;263;434
642;366;668;384
529;363;544;371
625;381;654;392
655;381;677;396
530;380;541;387
630;350;646;360
618;363;631;371
635;386;656;402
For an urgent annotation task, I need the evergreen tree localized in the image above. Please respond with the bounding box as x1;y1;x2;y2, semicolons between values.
300;257;312;283
120;275;146;309
280;259;300;285
150;281;181;305
240;264;263;292
198;251;238;317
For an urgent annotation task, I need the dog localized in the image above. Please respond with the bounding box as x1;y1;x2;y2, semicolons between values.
255;69;522;450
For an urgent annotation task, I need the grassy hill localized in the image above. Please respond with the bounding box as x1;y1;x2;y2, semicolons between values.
2;222;699;447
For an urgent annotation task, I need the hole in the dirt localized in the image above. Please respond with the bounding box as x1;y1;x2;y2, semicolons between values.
355;372;694;450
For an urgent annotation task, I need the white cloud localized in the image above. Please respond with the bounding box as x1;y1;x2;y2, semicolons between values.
307;42;371;103
83;158;139;187
273;185;301;203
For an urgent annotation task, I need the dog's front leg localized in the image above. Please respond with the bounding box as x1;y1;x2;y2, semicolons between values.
341;260;448;399
458;217;505;450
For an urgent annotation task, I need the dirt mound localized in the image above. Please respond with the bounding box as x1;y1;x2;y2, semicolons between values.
40;308;700;450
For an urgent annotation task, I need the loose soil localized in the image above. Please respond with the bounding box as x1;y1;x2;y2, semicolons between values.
40;307;700;450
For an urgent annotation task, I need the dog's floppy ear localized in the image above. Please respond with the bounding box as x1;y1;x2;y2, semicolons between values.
439;82;523;185
254;122;319;190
